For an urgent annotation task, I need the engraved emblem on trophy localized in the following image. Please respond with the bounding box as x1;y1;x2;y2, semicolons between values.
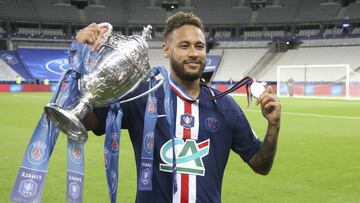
44;23;163;143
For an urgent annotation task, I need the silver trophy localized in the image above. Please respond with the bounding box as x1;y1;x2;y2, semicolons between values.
44;24;162;143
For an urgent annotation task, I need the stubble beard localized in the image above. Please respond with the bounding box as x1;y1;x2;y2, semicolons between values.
170;57;205;82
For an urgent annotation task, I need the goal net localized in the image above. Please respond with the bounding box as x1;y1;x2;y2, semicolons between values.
277;64;360;100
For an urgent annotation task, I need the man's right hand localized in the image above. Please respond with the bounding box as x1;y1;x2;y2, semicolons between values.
75;23;109;51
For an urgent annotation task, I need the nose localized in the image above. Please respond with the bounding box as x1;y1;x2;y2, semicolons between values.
188;46;199;58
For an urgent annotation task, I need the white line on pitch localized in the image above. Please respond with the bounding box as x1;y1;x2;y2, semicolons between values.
247;109;360;120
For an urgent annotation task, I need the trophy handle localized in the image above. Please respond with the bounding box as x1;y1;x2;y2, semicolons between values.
120;77;164;104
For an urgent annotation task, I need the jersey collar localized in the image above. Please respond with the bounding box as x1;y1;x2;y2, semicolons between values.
169;76;198;103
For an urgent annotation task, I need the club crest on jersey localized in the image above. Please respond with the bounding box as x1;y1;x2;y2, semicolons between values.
144;131;154;154
160;138;210;176
69;142;83;165
27;141;48;165
146;99;157;118
19;179;37;198
69;182;80;199
180;113;195;129
205;117;219;132
104;147;110;169
110;133;119;154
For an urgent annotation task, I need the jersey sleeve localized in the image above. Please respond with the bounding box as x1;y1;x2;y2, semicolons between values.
227;98;262;162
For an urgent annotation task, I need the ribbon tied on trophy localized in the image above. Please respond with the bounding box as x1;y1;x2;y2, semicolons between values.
12;23;165;203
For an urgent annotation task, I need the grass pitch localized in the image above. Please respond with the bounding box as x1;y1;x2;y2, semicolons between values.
0;92;359;202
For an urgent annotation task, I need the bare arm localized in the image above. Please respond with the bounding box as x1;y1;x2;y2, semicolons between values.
82;112;100;131
248;86;281;175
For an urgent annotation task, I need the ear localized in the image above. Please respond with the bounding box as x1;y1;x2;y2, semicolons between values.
162;42;169;58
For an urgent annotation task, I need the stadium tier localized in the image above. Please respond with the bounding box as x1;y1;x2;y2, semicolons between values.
2;2;360;203
1;0;360;98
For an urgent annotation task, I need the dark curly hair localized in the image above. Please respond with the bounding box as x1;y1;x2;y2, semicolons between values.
163;11;204;41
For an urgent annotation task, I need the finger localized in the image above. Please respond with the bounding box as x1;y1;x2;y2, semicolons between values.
263;101;281;112
84;29;101;46
92;25;109;51
85;35;95;44
76;25;99;44
87;28;100;38
87;23;100;32
85;23;101;36
256;92;265;105
266;86;273;94
260;94;274;108
256;90;271;105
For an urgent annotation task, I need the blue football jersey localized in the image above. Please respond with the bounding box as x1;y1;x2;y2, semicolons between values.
94;80;261;203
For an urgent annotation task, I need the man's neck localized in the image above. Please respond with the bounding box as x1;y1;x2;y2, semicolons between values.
170;72;201;99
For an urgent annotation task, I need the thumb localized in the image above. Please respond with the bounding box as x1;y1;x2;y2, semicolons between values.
266;86;273;94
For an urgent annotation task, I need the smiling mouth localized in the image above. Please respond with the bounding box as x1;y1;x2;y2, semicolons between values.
184;63;200;69
184;61;201;66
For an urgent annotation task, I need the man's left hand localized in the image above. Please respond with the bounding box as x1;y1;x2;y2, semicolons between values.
256;86;281;126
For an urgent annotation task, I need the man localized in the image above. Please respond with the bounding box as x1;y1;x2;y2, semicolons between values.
76;12;281;203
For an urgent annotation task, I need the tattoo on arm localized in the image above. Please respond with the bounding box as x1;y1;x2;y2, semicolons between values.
249;124;279;175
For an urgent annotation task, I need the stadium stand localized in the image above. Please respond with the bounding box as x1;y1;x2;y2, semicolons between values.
342;1;360;19
1;0;360;85
255;0;299;24
294;0;341;22
214;31;232;40
351;27;360;35
323;27;343;37
148;48;169;68
0;59;21;81
256;45;360;81
212;48;268;81
298;29;320;38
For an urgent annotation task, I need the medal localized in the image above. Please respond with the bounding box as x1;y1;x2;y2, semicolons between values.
250;81;265;99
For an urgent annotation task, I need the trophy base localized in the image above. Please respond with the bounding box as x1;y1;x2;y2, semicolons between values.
44;104;88;143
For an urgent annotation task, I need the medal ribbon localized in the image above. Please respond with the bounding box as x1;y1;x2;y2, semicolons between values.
11;70;81;203
138;78;158;191
208;76;254;108
104;103;123;203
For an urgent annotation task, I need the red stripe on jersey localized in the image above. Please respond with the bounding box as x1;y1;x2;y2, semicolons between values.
181;100;192;203
183;101;192;139
180;174;189;203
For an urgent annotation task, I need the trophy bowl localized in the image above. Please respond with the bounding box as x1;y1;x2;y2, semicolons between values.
44;25;161;143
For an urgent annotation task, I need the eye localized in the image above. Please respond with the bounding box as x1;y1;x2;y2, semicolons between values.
196;44;205;50
179;44;189;49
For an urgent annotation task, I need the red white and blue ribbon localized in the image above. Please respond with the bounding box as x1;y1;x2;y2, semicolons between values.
208;76;254;108
169;77;197;103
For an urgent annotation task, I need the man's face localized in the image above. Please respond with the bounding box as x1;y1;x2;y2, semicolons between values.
163;25;206;81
